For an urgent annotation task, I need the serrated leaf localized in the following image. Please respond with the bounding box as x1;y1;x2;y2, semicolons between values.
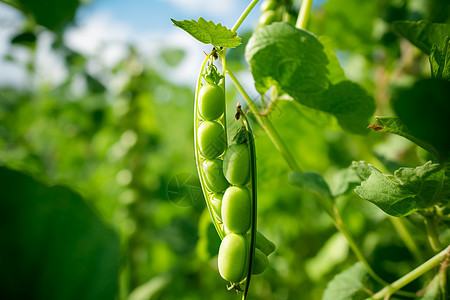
352;161;450;217
372;116;441;160
322;262;370;300
245;22;375;134
430;37;450;80
393;79;450;162
171;17;241;48
289;171;332;197
392;20;450;54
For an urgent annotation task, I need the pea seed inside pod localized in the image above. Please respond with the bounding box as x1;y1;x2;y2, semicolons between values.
198;121;226;159
210;193;223;222
222;186;251;233
202;159;229;193
218;233;249;283
223;143;250;186
198;83;224;121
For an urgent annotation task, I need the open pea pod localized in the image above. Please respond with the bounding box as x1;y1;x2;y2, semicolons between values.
193;51;260;299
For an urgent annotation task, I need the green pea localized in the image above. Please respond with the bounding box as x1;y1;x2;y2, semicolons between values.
252;248;269;275
222;186;251;233
210;193;223;222
202;159;229;193
223;143;250;186
218;233;249;283
198;83;224;121
198;121;226;159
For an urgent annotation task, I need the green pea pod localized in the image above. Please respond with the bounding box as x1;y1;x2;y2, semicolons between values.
194;51;259;300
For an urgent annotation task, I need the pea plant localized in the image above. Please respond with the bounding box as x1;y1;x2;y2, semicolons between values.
172;0;450;299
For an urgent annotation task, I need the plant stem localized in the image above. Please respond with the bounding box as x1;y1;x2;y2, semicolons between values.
425;214;442;252
295;0;313;29
369;245;450;300
332;204;388;286
226;70;302;172
232;0;261;32
389;216;424;262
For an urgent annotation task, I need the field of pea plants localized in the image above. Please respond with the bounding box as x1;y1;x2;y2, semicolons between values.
0;0;449;299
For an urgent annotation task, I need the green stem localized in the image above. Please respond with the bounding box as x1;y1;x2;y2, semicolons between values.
226;70;302;172
332;204;388;286
369;245;450;300
295;0;313;29
425;214;442;252
232;0;261;32
389;216;424;262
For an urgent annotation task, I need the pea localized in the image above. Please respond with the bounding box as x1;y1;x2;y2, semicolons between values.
222;186;251;233
198;121;226;159
210;193;223;222
252;248;269;275
218;233;249;283
198;83;224;121
202;159;229;193
223;143;250;186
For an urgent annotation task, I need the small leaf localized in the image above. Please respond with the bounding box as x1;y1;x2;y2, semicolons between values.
429;36;450;80
289;171;332;197
392;20;450;54
171;17;241;48
322;262;370;300
352;161;450;217
373;116;441;160
11;31;36;45
393;79;450;162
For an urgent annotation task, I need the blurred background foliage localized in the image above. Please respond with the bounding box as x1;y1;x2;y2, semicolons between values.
0;0;448;299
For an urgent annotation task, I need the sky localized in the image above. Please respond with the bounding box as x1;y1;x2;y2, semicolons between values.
0;0;267;88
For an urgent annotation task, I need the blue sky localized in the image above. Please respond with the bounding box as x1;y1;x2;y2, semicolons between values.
78;0;261;35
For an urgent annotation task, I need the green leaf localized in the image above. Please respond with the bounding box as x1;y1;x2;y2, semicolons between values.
352;161;450;217
312;81;375;134
322;262;370;300
171;17;241;48
418;272;446;300
289;171;332;197
246;22;329;99
331;167;361;197
393;79;450;162
392;20;450;54
429;36;450;80
318;36;346;85
372;116;441;161
246;22;375;134
0;167;120;299
18;0;80;31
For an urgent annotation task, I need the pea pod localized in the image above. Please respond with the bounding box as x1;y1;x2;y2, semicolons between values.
194;51;275;299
